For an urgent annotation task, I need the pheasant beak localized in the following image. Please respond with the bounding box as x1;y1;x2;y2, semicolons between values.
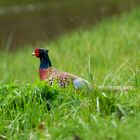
32;48;40;57
32;52;35;56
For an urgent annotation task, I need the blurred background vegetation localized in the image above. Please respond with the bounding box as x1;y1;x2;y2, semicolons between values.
0;0;140;50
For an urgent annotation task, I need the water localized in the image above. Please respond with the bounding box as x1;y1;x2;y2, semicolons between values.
0;0;140;50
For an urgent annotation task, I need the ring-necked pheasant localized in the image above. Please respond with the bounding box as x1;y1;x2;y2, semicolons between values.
32;48;133;92
32;48;90;89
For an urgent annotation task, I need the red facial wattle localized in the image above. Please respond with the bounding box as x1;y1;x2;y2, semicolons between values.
34;48;40;58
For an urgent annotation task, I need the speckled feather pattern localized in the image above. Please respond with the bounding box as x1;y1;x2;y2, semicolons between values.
39;67;79;87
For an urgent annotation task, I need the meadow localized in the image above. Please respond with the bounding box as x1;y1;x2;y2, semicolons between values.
0;9;140;139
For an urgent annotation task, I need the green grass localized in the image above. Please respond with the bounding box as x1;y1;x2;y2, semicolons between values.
0;9;140;139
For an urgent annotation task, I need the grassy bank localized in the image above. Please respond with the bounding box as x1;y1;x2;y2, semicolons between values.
0;9;140;139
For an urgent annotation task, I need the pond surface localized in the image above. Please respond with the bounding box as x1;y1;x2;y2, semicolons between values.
0;0;140;50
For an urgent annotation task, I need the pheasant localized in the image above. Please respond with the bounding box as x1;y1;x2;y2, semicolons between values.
32;48;133;92
32;48;90;89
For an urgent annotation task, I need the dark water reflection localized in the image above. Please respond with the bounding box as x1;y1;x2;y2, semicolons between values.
0;0;140;50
